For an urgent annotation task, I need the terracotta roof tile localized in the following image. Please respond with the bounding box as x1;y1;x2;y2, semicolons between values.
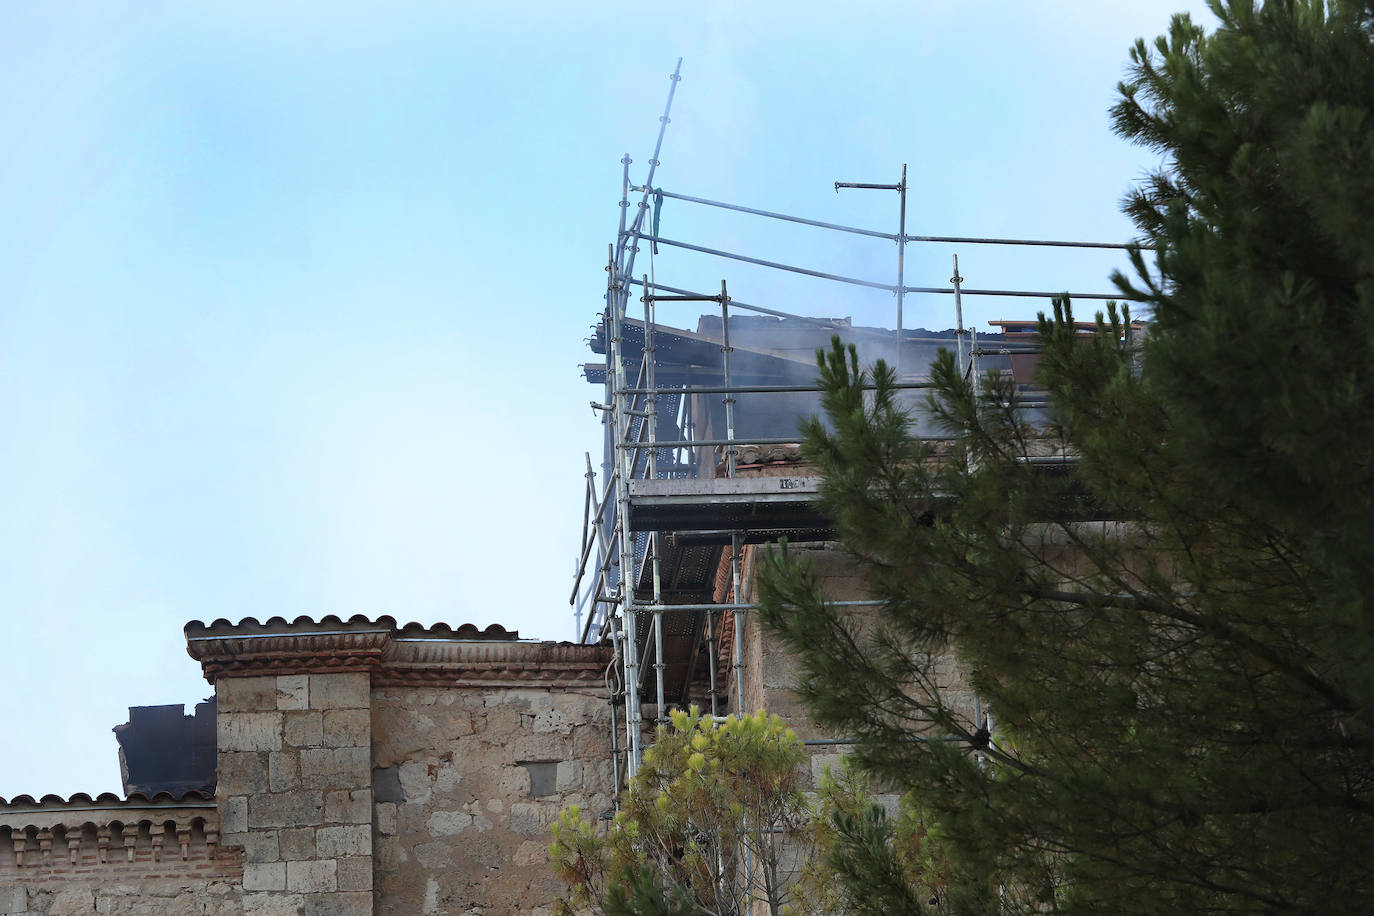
183;615;518;641
0;789;214;808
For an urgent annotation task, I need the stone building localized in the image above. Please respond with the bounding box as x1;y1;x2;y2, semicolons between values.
0;616;614;915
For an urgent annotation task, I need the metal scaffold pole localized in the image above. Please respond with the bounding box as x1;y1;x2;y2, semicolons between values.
606;60;684;781
644;278;667;726
607;250;642;777
717;279;748;715
952;253;966;376
836;166;909;374
897;163;907;376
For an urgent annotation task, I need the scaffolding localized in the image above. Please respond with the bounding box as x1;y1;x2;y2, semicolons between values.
570;61;1151;785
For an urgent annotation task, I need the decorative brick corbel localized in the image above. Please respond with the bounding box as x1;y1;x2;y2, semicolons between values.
121;822;138;863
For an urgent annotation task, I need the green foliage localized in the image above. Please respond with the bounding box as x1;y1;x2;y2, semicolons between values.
756;2;1374;912
604;865;706;916
793;758;955;915
549;708;814;915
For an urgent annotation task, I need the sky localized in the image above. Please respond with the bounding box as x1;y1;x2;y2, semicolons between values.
0;1;1214;797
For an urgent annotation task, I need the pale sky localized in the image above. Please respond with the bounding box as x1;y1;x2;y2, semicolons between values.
1;1;1213;797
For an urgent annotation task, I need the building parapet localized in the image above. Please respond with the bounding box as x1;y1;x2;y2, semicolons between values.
184;615;609;687
0;790;226;874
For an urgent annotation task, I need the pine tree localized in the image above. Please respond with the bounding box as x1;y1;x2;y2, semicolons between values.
549;708;814;915
756;2;1374;912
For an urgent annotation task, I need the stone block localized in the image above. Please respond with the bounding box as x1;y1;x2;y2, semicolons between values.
218;676;278;712
414;841;455;869
432;760;461;794
301;746;371;784
425;809;472;836
325;788;372;824
336;855;373;891
509;802;544;837
499;765;531;795
510;733;575;761
375;802;397;836
277;674;310;710
514;839;549;867
316;823;370;857
396;760;433;804
532;707;572;734
219;751;269;795
221;794;249;833
279;826;317;860
322;709;371;748
220;712;284;752
241;828;281;863
250;790;324;828
244;861;287;891
556;760;582;793
0;886;25;914
304;891;372;916
309;673;371;710
47;889;94;916
285;710;325;747
270;750;300;792
287;858;338;893
243;892;306;916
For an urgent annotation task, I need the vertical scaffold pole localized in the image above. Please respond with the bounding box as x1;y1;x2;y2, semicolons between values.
720;279;737;479
609;616;624;797
617;154;631;260
610;61;683;778
609;253;642;778
970;327;981;398
835;167;906;371
897;163;907;379
731;532;745;716
718;278;746;715
705;611;719;718
644;278;667;725
952;254;966;376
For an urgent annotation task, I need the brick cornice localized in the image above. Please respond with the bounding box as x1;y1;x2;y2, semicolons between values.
186;629;390;682
376;640;612;688
185;616;610;687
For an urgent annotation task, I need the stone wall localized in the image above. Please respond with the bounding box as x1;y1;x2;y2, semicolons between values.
0;800;241;916
371;684;613;915
3;876;241;916
732;540;979;788
184;616;615;915
215;672;374;916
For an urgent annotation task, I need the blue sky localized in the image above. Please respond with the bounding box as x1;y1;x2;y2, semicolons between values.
0;1;1212;796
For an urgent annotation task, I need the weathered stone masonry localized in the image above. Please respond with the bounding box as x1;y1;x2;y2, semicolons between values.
0;791;241;915
187;615;614;916
1;617;613;915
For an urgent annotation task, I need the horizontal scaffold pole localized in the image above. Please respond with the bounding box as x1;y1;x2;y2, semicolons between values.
618;435;949;449
629;233;1143;301
636;186;1157;250
628;599;885;612
621;382;936;395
